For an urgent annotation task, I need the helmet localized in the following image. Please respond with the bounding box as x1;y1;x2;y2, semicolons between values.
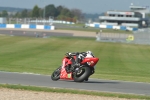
86;51;94;56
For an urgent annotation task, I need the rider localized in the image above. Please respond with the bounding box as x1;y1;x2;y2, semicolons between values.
66;51;95;81
66;50;95;69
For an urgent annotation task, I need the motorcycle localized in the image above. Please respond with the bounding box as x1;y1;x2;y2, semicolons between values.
51;53;99;82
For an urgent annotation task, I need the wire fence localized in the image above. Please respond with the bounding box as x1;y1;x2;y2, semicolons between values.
7;18;53;25
133;28;150;45
96;28;150;45
6;18;74;25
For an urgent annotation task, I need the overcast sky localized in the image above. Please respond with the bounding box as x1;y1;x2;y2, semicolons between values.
0;0;150;13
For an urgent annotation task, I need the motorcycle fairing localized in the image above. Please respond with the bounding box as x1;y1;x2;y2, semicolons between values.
60;57;73;80
60;67;73;80
81;57;99;67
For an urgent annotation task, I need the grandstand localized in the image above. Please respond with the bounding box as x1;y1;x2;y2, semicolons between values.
99;3;150;28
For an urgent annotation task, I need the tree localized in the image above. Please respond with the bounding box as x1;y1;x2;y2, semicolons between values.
1;10;8;17
32;5;40;18
56;5;64;16
65;11;73;18
60;8;70;16
21;9;28;18
14;12;21;18
38;8;43;18
27;10;32;17
9;13;14;18
71;9;83;20
45;4;57;18
57;15;65;20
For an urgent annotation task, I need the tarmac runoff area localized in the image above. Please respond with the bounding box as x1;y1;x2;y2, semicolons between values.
0;29;97;38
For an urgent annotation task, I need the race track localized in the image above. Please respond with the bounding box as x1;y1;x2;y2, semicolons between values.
0;71;150;96
0;29;150;96
0;29;74;37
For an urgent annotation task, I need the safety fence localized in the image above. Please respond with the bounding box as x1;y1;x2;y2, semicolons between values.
0;24;55;30
96;28;150;45
29;20;75;24
6;18;75;25
96;32;133;43
133;28;150;45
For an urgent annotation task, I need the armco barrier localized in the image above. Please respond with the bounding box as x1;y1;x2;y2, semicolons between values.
0;24;55;30
86;23;138;31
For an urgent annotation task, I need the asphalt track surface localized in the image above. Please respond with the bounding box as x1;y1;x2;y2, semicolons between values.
0;71;150;96
0;29;150;96
0;29;74;38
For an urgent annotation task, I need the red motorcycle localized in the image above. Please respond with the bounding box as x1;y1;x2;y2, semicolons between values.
51;53;99;82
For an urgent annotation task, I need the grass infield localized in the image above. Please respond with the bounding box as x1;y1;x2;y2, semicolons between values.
0;35;150;83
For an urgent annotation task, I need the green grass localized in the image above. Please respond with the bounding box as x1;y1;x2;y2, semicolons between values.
0;84;150;100
53;23;133;33
0;35;150;83
56;24;133;34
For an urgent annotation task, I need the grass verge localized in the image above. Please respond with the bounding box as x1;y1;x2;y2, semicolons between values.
54;23;133;33
0;84;150;100
0;36;150;83
57;27;133;34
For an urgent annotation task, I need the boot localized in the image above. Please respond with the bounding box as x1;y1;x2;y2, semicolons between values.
84;78;89;81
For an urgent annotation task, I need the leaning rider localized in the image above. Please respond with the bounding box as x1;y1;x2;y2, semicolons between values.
66;51;95;81
66;50;94;69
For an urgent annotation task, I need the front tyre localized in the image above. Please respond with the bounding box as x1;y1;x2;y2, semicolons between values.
51;66;61;81
73;66;91;82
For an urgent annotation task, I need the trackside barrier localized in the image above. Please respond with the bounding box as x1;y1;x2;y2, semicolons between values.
0;24;55;30
86;23;138;31
30;20;75;24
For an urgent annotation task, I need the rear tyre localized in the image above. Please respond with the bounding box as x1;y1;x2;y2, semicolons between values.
73;66;91;82
51;66;61;81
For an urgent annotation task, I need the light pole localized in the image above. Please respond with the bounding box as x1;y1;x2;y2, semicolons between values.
43;0;46;19
43;4;46;19
41;0;46;25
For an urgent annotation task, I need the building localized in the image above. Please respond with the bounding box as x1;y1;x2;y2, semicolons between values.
99;4;150;28
0;17;7;24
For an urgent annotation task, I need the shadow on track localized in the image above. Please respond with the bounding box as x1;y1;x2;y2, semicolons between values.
84;81;119;84
58;80;120;84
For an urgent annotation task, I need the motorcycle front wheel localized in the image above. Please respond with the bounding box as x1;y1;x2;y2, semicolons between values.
73;66;91;82
51;66;61;81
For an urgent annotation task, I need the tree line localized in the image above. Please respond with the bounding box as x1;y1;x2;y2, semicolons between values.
0;4;84;23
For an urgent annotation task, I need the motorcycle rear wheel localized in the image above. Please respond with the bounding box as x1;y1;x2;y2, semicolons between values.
51;66;61;81
73;66;91;82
